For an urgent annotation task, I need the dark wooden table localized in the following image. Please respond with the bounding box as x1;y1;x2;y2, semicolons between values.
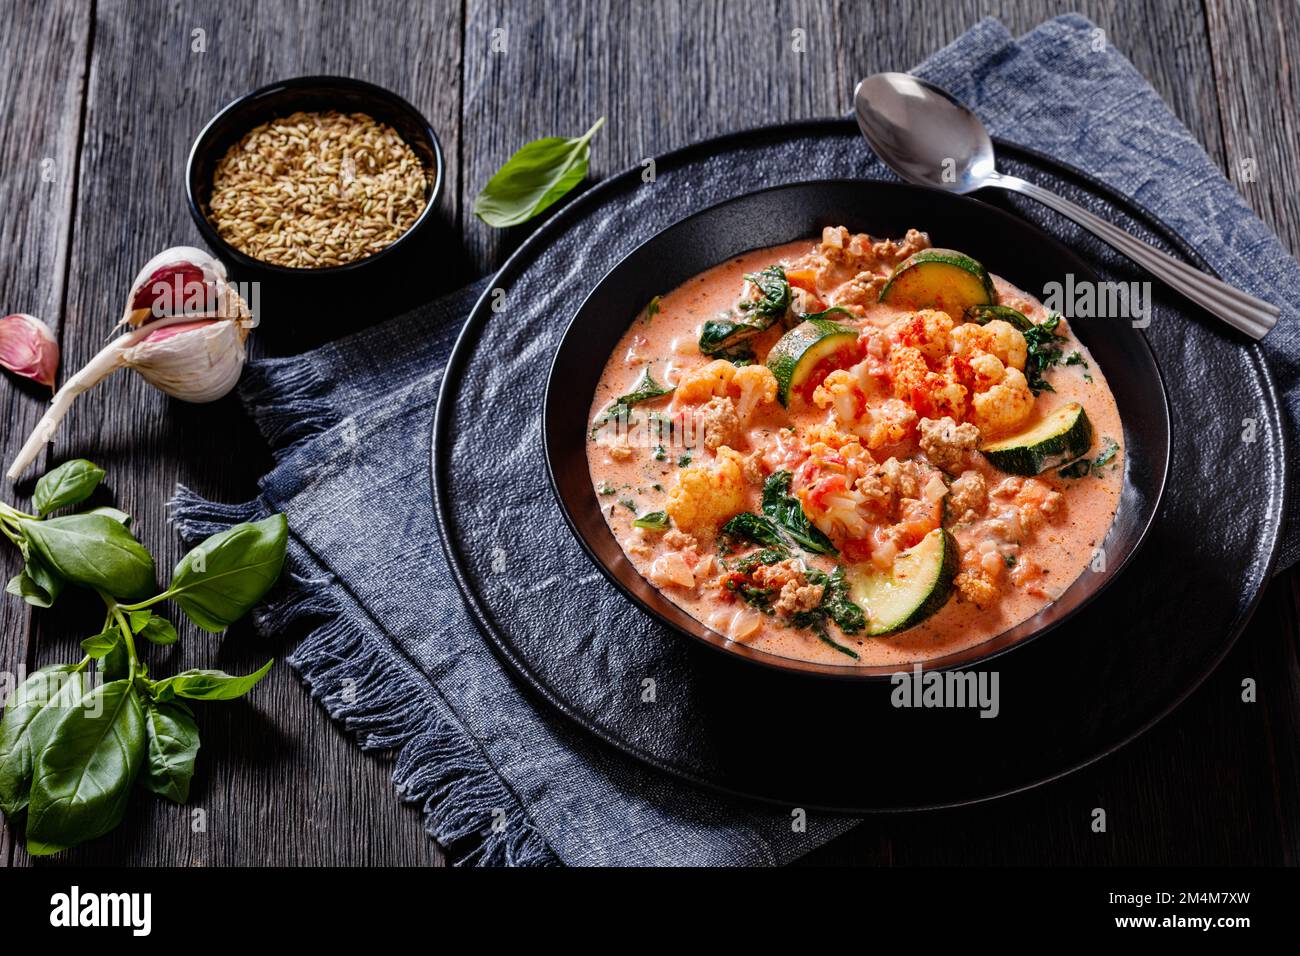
2;0;1296;867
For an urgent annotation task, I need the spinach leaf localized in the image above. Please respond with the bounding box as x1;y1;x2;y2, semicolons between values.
1058;436;1120;480
591;367;674;433
798;306;853;322
719;512;787;549
166;515;287;632
761;471;838;556
150;660;274;702
20;514;155;600
697;265;793;359
25;679;146;855
33;459;105;517
791;567;864;657
1021;313;1067;395
725;578;776;611
730;546;790;574
0;666;82;816
737;265;791;324
473;118;605;227
141;699;199;804
632;511;670;531
697;316;760;361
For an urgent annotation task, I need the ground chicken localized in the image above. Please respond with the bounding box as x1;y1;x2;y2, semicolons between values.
773;580;826;617
918;416;980;475
662;529;698;551
948;470;987;522
750;559;825;618
699;395;742;451
607;442;636;462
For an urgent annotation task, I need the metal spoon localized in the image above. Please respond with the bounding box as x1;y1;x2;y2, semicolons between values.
853;72;1278;340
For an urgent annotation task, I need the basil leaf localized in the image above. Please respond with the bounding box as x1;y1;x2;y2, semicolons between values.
473;117;604;227
6;551;65;609
102;641;129;681
32;459;106;516
20;514;156;600
141;699;199;803
0;666;82;816
167;515;287;632
80;625;122;659
761;471;838;556
26;679;146;854
85;505;131;527
131;611;178;646
151;659;273;702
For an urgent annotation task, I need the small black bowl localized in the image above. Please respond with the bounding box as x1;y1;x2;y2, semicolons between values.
185;75;444;280
544;179;1170;680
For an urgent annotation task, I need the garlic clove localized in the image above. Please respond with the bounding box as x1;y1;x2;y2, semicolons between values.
121;318;249;403
0;312;59;389
122;246;242;328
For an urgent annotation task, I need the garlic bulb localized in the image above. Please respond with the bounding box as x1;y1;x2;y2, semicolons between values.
0;313;59;389
7;247;253;480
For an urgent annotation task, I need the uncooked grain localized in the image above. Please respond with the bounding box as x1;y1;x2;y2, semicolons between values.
208;110;431;268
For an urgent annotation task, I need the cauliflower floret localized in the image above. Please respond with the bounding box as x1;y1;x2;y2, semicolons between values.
949;320;1027;371
955;567;999;606
888;309;954;362
971;367;1034;436
812;368;862;421
676;360;777;423
918;416;980;475
948;470;987;522
890;345;967;420
664;446;748;535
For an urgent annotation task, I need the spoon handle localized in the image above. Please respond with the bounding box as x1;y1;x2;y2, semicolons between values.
990;172;1278;340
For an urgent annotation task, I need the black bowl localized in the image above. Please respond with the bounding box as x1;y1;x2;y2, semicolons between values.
185;75;444;280
544;179;1170;679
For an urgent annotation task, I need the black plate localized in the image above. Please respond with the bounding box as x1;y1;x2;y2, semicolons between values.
544;180;1170;679
431;120;1288;811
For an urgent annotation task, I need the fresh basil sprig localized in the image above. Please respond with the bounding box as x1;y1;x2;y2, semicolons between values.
473;117;605;228
0;458;286;855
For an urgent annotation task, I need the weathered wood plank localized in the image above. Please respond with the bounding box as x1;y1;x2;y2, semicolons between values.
460;0;843;271
0;0;93;868
1205;0;1300;255
833;0;1228;166
3;0;463;866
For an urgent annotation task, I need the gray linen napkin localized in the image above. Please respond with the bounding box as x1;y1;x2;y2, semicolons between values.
171;15;1300;866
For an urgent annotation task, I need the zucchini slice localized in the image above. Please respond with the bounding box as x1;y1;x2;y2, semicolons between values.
964;303;1033;332
846;528;958;636
765;318;858;406
980;402;1093;475
879;248;996;317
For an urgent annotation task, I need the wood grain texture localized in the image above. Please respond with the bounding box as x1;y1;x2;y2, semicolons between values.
2;0;465;867
0;0;92;869
1205;0;1300;257
1;0;1297;866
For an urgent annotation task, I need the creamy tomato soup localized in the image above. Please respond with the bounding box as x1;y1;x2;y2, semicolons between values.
587;227;1123;666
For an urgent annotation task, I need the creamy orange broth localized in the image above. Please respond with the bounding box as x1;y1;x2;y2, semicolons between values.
586;232;1123;666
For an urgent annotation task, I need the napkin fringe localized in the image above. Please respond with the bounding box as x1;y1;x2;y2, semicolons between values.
167;485;558;868
238;356;338;457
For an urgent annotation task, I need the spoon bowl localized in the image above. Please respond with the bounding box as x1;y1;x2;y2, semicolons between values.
853;72;994;194
852;71;1279;339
